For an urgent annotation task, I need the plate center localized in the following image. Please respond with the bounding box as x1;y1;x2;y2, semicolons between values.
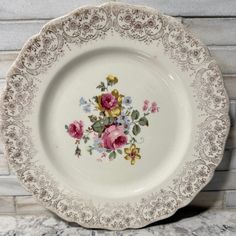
39;47;192;200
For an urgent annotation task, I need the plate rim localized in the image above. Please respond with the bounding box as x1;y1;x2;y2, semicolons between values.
0;2;230;230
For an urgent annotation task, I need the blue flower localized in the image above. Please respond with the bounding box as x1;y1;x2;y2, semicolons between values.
93;137;106;153
116;112;131;131
123;96;132;106
83;104;91;113
117;112;130;123
79;97;87;106
116;112;126;124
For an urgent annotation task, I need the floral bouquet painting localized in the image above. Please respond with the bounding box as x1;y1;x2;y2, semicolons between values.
65;75;159;165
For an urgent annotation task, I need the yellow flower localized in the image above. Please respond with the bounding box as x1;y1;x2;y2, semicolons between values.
106;74;118;84
97;89;123;117
124;144;141;165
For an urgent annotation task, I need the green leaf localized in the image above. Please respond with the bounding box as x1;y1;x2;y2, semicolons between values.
131;137;137;143
87;146;93;155
96;82;106;91
124;130;129;135
75;146;81;156
109;151;116;160
99;111;105;117
65;125;68;130
117;149;123;155
91;120;105;133
107;80;118;87
83;136;89;144
93;96;98;103
131;110;140;120
138;117;149;126
103;117;114;126
88;115;97;123
132;124;141;136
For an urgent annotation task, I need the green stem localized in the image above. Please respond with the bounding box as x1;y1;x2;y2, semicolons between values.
89;99;96;106
128;133;137;144
104;82;109;91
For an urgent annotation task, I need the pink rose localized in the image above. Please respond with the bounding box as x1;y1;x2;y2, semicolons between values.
151;102;157;107
142;104;148;111
68;121;84;139
101;93;118;110
143;100;149;111
151;102;158;113
101;125;127;150
151;106;158;113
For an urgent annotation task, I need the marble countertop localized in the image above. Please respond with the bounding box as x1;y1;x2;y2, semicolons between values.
0;207;235;236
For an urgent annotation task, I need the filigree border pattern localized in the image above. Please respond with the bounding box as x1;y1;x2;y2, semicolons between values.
0;3;230;230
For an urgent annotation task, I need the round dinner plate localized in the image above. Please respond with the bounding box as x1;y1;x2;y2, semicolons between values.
0;2;230;230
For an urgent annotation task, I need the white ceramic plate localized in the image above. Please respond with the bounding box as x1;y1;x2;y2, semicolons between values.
0;2;230;230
